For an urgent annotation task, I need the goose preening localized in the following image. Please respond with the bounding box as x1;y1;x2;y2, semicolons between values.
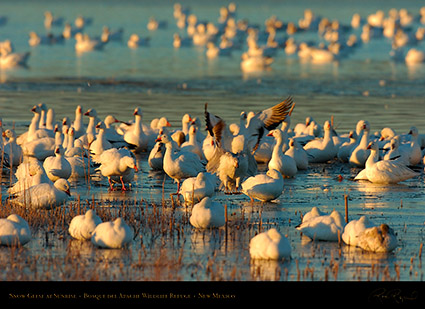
356;223;398;253
0;214;31;246
189;197;225;229
97;148;138;191
179;172;216;204
91;217;134;249
342;215;377;247
249;228;291;260
241;169;283;202
296;208;346;241
354;141;419;184
69;209;102;241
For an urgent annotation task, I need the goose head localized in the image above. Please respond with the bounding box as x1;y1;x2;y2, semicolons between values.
133;107;143;116
95;121;106;130
84;108;97;117
54;178;71;196
122;156;138;172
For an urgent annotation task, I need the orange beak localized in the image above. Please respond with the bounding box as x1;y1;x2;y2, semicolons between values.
134;166;139;172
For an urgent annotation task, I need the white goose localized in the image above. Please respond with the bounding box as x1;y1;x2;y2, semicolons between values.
156;133;204;193
69;209;102;241
180;125;205;160
3;129;22;166
8;158;52;195
342;216;376;246
179;172;216;204
400;126;422;166
72;105;85;139
89;121;112;161
0;214;31;246
123;107;149;152
83;108;101;146
241;169;284;202
249;228;291;260
97;148;138;191
354;141;419;184
285;137;309;170
11;178;71;210
43;145;72;182
356;224;398;253
296;208;346;241
91;217;134;249
304;120;337;163
75;33;104;53
189;197;225;229
337;131;357;163
267;129;297;177
349;120;370;167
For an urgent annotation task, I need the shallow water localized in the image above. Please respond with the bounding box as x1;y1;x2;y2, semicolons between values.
1;0;425;283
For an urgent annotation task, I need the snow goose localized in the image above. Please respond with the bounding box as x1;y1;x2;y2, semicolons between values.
43;145;72;182
301;206;326;223
148;141;165;171
91;217;134;249
400;126;422;166
189;197;225;229
0;214;31;246
249;228;291;260
355;141;419;184
180;125;205;160
285;137;309;170
296;208;346;241
240;53;273;73
127;34;150;49
97;148;138;191
267;129;297;177
349;120;371;167
84;108;101;145
304;120;337;163
3;129;22;166
179;172;216;204
75;33;104;53
383;137;409;165
89;121;112;161
0;50;30;69
64;127;86;158
18;104;53;145
342;215;376;247
405;48;425;65
356;224;398;253
337;130;357;163
11;178;71;210
123;107;149;152
241;169;283;202
156;133;204;193
72;105;85;139
69;209;102;241
8;158;52;195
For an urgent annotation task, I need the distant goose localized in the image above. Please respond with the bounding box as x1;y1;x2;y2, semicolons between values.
249;228;291;260
75;33;104;53
0;214;31;246
91;217;134;249
189;197;225;229
69;209;102;241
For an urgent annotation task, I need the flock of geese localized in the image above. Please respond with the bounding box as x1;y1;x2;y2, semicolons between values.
1;4;425;70
0;93;420;255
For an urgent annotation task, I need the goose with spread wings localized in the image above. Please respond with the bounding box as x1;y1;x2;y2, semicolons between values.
204;96;294;193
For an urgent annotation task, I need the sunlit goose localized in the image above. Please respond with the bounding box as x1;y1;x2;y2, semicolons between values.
301;206;326;223
0;214;31;246
44;11;64;29
342;216;376;246
355;141;419;184
337;131;357;163
67;156;95;179
240;53;273;73
296;209;346;241
64;128;85;157
8;158;52;195
43;145;72;182
89;121;112;161
179;172;216;203
3;129;22;166
147;17;167;31
310;48;335;63
72;105;85;139
84;108;101;145
148;141;165;171
0;50;30;69
349;120;371;167
189;197;225;229
249;228;291;260
180;125;205;160
97;148;138;191
101;26;123;43
285;137;309;170
91;217;134;249
18;105;53;145
69;209;102;241
123;107;149;152
267;129;297;177
356;224;398;253
383;137;409;165
241;169;283;202
399;126;422;166
75;33;104;53
127;33;150;49
156;133;204;193
11;178;71;210
304;120;337;163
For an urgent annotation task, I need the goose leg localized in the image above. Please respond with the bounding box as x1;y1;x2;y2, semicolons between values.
108;177;115;191
120;176;127;191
